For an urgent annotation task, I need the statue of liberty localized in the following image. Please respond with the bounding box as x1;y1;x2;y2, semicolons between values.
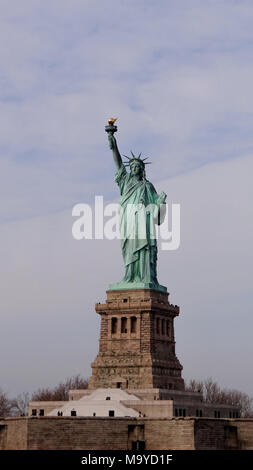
106;120;167;292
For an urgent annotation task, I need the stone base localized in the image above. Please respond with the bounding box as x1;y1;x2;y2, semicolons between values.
89;288;184;391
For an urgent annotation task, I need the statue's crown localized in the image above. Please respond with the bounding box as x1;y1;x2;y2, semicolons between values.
123;151;151;167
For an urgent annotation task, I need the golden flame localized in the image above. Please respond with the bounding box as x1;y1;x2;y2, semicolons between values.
108;117;117;125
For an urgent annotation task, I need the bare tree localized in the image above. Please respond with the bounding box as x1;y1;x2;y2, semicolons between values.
185;379;203;394
11;392;30;416
0;389;13;417
31;374;88;401
203;378;222;404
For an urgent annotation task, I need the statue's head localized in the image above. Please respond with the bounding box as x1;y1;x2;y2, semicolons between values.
130;159;145;178
123;152;151;180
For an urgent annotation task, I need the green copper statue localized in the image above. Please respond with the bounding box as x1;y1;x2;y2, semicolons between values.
106;119;167;292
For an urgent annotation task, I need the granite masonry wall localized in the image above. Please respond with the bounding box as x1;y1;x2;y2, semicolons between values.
1;417;253;450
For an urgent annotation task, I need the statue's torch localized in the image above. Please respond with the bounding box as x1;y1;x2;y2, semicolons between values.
105;117;118;135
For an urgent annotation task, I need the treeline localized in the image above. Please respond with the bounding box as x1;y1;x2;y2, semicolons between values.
0;374;88;417
0;375;252;417
185;378;253;417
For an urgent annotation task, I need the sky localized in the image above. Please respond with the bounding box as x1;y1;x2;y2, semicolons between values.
0;0;252;398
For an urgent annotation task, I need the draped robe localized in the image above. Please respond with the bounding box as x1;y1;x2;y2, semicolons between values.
115;164;165;286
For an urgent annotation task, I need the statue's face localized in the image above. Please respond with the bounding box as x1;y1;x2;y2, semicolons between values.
130;161;143;178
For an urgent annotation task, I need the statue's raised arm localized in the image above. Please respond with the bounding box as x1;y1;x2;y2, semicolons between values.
108;133;122;171
105;118;122;170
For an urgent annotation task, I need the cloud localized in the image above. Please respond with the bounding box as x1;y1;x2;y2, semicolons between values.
1;1;253;224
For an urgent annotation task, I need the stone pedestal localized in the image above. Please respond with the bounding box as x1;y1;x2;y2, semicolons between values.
89;289;184;390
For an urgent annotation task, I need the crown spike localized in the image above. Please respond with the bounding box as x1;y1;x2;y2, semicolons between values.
123;151;152;167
